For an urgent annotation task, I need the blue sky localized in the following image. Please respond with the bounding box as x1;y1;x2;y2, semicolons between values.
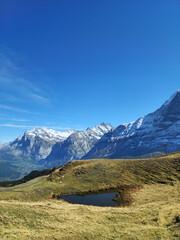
0;0;180;143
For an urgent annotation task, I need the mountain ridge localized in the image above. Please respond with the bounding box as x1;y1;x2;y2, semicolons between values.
0;123;113;180
42;122;113;167
84;90;180;159
0;90;180;180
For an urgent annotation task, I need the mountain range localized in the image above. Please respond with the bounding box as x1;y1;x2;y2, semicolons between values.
0;90;180;180
85;90;180;159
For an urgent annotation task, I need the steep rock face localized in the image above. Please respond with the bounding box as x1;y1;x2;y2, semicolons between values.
84;90;180;159
1;128;76;161
43;123;113;167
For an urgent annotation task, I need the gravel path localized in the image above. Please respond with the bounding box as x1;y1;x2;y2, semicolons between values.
0;178;41;192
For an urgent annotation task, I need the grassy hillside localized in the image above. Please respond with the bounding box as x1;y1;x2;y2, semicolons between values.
0;167;58;187
48;152;180;196
0;152;179;239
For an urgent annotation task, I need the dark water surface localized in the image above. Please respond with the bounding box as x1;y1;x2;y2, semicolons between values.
59;192;119;207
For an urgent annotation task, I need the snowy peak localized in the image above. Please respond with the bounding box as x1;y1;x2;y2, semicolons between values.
84;89;180;160
3;123;113;163
23;128;76;142
88;122;113;132
86;123;113;139
44;122;114;165
68;123;113;141
112;89;180;139
100;122;110;127
21;123;112;143
4;128;77;161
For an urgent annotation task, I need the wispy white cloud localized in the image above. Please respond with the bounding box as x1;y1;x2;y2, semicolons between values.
0;74;50;104
0;124;31;128
11;118;29;122
0;47;72;135
0;48;20;72
0;117;29;122
0;48;50;105
0;104;39;114
31;93;49;103
0;124;74;130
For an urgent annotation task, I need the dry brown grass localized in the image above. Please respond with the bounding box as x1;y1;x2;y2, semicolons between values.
0;182;179;240
0;152;179;239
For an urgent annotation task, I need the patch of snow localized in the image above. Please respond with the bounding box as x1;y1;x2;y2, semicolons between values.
25;128;76;142
136;117;144;129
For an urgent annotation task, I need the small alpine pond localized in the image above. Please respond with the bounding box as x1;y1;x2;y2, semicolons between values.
59;191;120;207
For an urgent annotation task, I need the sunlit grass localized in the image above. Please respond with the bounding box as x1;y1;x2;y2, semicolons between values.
0;152;179;239
0;182;179;240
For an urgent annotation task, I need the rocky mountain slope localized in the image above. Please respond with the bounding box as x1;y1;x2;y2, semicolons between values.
0;90;180;180
84;90;180;159
0;123;113;180
43;122;113;167
1;128;76;161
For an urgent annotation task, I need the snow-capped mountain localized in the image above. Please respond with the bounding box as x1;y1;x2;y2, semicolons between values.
43;122;113;167
1;128;76;161
1;90;180;181
0;123;113;178
23;128;76;142
84;90;180;159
